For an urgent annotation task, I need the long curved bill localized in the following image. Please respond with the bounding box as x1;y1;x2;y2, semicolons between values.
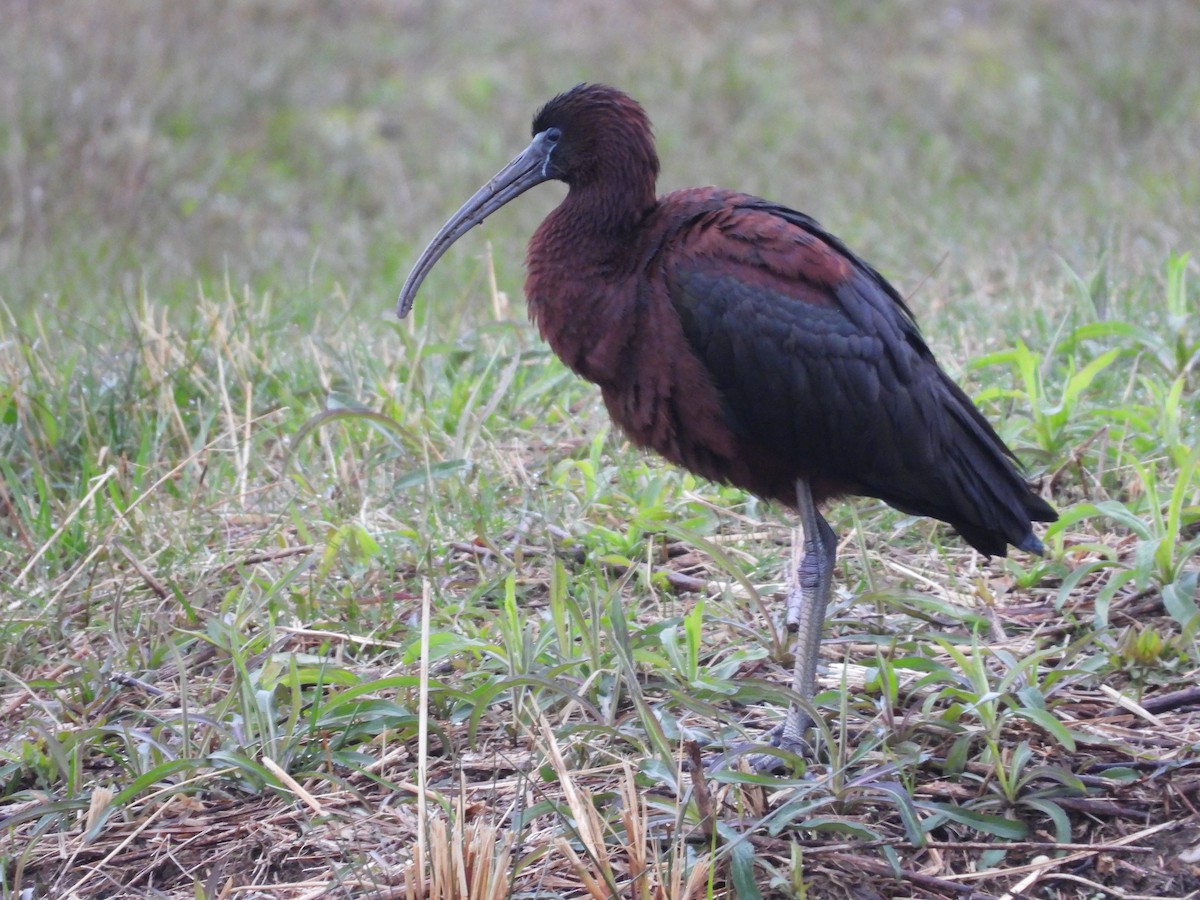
396;130;558;318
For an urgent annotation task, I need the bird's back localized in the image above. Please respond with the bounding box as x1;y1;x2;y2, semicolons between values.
648;190;1055;556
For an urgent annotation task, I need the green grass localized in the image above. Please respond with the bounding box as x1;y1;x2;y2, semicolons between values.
2;2;1199;898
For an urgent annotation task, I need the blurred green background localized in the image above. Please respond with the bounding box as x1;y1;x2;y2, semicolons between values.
2;0;1197;326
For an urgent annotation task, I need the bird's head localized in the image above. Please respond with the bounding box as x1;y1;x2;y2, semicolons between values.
530;83;658;190
396;84;658;317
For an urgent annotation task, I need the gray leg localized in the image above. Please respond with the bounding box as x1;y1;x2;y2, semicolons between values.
778;478;837;748
706;479;836;772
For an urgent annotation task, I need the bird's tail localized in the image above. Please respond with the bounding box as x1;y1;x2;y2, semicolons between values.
935;374;1057;557
867;371;1056;558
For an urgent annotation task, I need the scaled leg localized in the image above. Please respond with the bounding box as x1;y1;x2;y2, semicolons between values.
708;479;837;771
778;478;838;748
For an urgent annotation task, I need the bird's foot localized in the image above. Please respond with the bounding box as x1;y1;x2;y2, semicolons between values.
704;722;813;775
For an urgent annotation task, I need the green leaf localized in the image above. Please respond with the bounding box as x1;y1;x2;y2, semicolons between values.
1021;765;1088;795
1022;797;1074;844
1094;568;1136;628
1162;573;1200;631
683;599;704;678
863;782;926;846
658;621;689;678
465;674;602;745
920;802;1030;839
725;829;764;900
980;848;1009;869
1057;348;1120;411
1165;250;1191;322
800;817;885;840
639;757;679;793
85;759;211;840
0;798;90;833
1015;708;1077;751
402;631;491;665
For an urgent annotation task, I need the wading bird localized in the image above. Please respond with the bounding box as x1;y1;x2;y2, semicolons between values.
396;84;1056;766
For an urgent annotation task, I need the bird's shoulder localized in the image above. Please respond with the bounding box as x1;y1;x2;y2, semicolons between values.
654;189;849;291
648;190;930;366
644;190;952;457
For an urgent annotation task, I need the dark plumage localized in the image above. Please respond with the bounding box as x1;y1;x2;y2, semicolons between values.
397;83;1056;765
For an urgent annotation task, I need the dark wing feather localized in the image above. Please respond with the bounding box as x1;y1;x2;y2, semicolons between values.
663;195;1055;555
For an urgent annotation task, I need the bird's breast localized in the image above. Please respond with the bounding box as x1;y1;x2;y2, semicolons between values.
525;260;746;476
525;273;634;386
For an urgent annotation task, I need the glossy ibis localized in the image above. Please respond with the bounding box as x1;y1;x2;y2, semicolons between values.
396;84;1057;766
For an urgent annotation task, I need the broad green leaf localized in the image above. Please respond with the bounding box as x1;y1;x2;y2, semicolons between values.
1015;708;1077;751
920;802;1030;839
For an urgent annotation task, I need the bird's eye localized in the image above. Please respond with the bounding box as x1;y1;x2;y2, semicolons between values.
544;127;562;144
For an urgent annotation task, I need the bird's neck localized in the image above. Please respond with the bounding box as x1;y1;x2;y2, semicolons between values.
524;188;658;386
562;178;657;239
528;182;657;276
